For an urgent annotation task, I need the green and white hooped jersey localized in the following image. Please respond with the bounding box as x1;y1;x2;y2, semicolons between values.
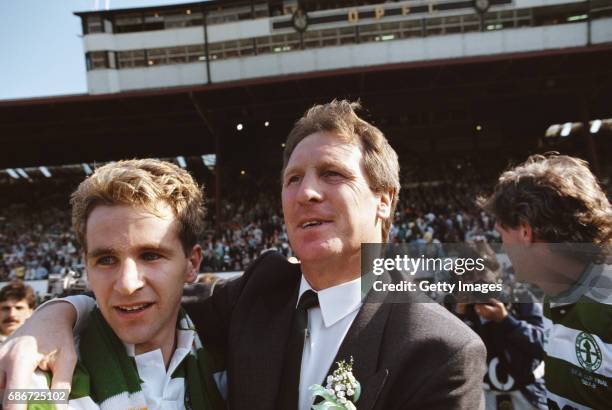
542;263;612;410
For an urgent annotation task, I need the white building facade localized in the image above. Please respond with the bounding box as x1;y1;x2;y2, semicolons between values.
76;0;612;94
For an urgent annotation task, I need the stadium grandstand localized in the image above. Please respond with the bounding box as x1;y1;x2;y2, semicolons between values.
1;0;611;299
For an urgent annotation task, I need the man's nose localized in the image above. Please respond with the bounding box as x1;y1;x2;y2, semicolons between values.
296;173;323;204
114;259;145;295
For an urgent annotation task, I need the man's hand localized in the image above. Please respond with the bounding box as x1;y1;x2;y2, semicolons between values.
474;299;508;323
0;302;78;410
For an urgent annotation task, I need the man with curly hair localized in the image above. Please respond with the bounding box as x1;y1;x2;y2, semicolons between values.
481;154;612;410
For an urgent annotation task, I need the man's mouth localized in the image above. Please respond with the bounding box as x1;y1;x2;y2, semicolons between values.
300;220;330;229
114;303;154;313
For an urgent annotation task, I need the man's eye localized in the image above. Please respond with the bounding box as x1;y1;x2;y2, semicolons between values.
97;256;117;265
323;170;343;178
286;175;300;185
142;252;161;261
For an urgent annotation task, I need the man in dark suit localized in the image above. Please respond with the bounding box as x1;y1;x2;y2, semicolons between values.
188;100;486;410
0;100;485;410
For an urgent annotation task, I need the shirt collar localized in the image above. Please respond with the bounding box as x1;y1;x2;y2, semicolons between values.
298;275;363;328
122;326;195;377
549;262;606;307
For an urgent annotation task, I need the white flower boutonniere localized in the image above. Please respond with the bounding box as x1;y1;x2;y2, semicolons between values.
309;357;361;410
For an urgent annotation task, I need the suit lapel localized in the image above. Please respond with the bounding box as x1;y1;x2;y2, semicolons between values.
328;272;393;410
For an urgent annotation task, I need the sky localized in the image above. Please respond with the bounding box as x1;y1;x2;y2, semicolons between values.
0;0;196;101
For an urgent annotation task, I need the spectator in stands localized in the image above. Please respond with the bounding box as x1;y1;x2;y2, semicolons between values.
0;280;35;343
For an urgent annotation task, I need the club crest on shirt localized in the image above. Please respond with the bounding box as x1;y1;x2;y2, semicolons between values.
575;332;602;372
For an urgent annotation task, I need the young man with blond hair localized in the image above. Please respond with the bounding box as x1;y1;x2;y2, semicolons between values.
29;159;224;409
482;154;611;410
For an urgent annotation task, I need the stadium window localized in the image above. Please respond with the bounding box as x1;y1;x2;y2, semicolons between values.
163;11;188;29
459;14;479;33
426;17;444;36
285;32;301;49
269;34;288;53
186;45;205;62
254;5;270;19
185;11;203;27
115;12;143;33
224;42;241;59
515;8;533;28
303;31;321;49
147;48;168;65
144;11;165;31
208;8;238;25
444;16;462;34
237;11;253;21
168;46;188;64
85;51;107;71
358;23;379;36
117;51;130;68
339;26;357;45
256;37;272;54
320;28;339;47
400;19;423;38
133;50;146;67
208;43;222;60
238;39;255;56
117;50;146;68
86;15;104;34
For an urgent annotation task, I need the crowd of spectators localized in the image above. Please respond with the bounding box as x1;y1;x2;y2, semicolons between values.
391;181;499;245
199;194;290;272
0;179;500;278
0;206;81;282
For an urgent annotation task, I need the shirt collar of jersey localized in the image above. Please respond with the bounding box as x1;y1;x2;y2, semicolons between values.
548;261;606;307
298;275;363;328
123;326;196;376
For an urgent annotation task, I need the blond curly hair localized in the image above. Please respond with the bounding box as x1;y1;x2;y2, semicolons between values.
71;159;205;254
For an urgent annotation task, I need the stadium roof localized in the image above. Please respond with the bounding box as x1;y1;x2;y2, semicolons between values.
2;44;611;171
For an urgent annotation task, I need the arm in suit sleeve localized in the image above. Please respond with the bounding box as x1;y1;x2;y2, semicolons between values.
403;337;487;410
183;250;280;354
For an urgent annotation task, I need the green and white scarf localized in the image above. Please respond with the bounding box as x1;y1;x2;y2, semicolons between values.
29;308;225;410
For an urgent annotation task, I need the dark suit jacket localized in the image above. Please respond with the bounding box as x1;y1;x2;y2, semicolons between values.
186;251;486;410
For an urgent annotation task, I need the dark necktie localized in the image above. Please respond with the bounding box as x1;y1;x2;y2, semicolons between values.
277;289;320;410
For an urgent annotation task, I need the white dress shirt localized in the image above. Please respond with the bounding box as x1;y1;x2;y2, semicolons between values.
297;276;363;410
121;328;195;410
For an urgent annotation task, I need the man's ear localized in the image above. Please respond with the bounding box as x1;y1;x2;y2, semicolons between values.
186;245;202;283
519;221;534;244
376;190;393;221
